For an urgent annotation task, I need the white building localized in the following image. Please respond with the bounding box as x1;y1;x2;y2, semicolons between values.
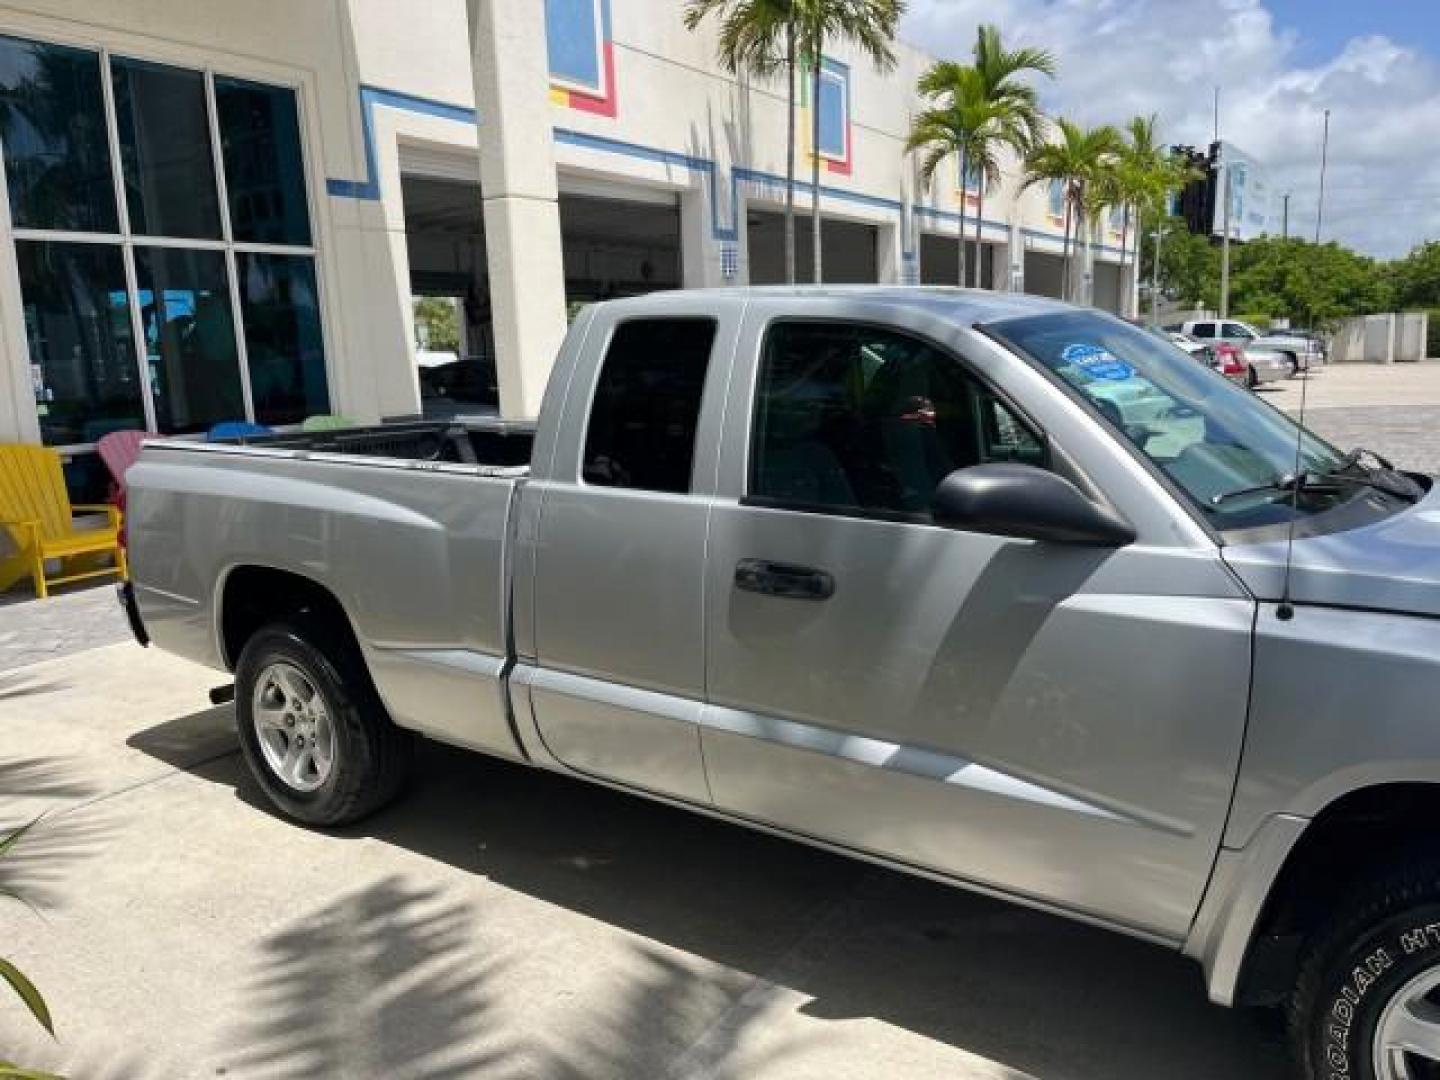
0;0;1135;499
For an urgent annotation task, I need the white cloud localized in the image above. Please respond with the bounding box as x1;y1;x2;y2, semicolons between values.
900;0;1440;258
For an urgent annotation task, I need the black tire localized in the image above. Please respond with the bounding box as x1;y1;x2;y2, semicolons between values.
234;618;413;826
1247;364;1260;389
1290;860;1440;1080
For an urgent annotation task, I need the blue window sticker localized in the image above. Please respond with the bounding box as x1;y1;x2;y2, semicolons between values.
1061;342;1134;381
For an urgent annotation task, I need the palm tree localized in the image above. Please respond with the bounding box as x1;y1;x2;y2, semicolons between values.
1021;119;1121;302
796;0;904;283
908;28;1054;287
684;0;801;283
1111;114;1187;315
967;26;1054;286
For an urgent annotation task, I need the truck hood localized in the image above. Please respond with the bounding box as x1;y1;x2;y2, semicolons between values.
1222;481;1440;616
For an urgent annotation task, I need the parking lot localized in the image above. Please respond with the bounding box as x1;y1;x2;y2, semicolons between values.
2;361;1436;1079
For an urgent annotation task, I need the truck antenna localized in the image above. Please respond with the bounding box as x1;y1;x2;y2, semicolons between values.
1276;342;1312;622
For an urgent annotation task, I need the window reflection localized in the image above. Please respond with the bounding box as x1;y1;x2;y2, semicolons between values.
238;252;327;424
17;240;141;445
111;56;222;239
215;76;312;246
133;246;243;433
0;36;117;232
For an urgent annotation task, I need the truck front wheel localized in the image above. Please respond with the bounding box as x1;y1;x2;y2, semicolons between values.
234;619;413;826
1291;861;1440;1079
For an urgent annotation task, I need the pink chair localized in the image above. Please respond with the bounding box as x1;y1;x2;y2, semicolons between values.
96;429;150;509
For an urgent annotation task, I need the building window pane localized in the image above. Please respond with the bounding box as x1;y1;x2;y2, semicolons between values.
0;36;117;232
111;57;221;239
215;77;311;246
134;246;242;432
237;252;327;424
582;318;716;493
16;240;141;445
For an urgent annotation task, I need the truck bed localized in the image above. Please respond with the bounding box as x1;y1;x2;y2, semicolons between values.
127;423;529;761
215;417;537;470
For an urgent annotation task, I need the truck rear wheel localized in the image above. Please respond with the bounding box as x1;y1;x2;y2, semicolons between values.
1290;861;1440;1079
234;619;412;826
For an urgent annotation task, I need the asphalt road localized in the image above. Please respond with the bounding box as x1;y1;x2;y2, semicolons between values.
0;644;1291;1079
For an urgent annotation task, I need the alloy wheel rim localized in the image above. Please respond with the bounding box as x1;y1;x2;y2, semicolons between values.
252;661;335;793
1374;967;1440;1079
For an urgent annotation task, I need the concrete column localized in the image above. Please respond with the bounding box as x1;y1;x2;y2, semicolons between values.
469;0;569;419
877;219;902;284
681;181;729;288
1008;221;1024;294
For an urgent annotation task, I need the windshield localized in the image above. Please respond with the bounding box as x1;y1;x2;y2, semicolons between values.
989;310;1348;530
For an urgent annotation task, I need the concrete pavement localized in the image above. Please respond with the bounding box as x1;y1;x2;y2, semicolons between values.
1265;362;1440;474
0;642;1291;1079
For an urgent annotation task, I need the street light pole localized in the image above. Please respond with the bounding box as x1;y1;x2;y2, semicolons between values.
1314;108;1330;244
1281;192;1290;240
1219;159;1231;318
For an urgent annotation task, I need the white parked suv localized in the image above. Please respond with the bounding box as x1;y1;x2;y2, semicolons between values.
1179;319;1324;376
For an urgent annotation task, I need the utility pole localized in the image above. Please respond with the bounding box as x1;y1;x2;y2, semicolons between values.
1219;152;1232;318
1314;108;1330;244
1281;192;1290;240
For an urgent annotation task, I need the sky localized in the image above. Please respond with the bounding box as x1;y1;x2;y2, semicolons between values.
899;0;1440;259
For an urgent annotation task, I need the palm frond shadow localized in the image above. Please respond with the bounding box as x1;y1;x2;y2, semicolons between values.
224;875;514;1080
0;673;69;703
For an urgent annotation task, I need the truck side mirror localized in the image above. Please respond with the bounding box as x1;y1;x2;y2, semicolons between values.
932;463;1136;546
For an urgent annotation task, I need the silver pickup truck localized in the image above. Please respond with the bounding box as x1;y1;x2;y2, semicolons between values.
124;288;1440;1079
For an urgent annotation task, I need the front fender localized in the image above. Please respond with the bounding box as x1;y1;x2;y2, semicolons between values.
1227;604;1440;847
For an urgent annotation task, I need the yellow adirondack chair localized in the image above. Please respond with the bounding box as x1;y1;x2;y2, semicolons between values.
0;444;126;599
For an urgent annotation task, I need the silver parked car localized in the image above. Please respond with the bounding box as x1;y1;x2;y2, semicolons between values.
124;289;1440;1080
1180;318;1324;375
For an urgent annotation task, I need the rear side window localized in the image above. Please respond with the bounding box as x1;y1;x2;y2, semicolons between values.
749;321;1044;518
582;318;717;493
1191;322;1215;338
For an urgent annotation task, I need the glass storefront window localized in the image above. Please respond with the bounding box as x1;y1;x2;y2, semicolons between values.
3;34;328;454
17;240;141;445
215;76;312;246
110;57;223;239
238;252;327;424
0;36;118;232
133;246;244;433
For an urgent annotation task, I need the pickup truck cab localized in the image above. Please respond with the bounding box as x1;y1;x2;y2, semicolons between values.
125;288;1440;1079
1180;317;1323;376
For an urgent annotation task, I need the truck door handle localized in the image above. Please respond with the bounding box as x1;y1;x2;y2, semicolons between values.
734;559;835;600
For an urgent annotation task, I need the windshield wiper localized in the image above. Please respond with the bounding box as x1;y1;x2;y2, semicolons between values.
1212;464;1421;509
1328;445;1394;473
1321;446;1422;502
1210;472;1322;506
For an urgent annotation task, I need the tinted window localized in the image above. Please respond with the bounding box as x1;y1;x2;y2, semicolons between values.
582;318;716;493
1190;322;1215;338
237;252;328;424
751;322;1044;517
0;37;117;231
17;240;141;445
215;76;312;245
133;246;243;432
111;57;222;238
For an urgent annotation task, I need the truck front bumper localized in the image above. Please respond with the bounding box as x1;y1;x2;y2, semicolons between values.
117;581;149;647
